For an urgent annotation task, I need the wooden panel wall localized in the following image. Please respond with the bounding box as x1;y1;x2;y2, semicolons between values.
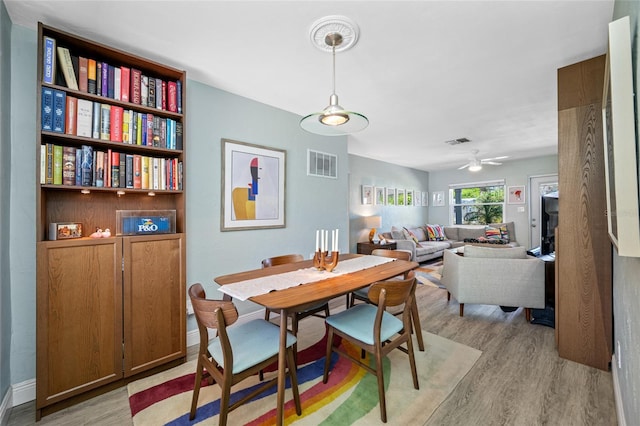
556;55;613;371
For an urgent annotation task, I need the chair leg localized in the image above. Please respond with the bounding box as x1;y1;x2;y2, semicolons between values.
219;380;231;426
374;347;387;423
323;327;334;384
292;314;299;365
459;303;464;317
525;307;532;322
286;347;302;416
406;332;419;390
411;299;425;351
189;358;203;420
264;308;271;322
447;291;451;301
324;304;331;318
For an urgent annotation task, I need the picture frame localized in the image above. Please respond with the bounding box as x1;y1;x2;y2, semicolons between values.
397;189;406;206
386;188;396;206
507;185;525;204
414;190;421;206
432;191;445;207
221;139;286;231
361;185;374;205
406;190;414;206
422;191;429;207
374;187;386;205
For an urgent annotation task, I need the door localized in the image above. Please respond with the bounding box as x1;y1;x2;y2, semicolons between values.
122;234;186;377
529;175;558;249
36;239;123;409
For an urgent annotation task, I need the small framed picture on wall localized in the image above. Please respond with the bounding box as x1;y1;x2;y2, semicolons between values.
432;191;445;207
374;187;386;205
386;188;396;206
507;185;525;204
422;191;429;207
362;185;373;205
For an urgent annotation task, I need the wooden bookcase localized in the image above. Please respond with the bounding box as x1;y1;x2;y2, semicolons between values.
35;23;186;418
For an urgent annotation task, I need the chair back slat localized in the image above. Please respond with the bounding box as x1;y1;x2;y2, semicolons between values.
368;271;416;308
370;249;411;261
262;254;304;268
189;283;238;329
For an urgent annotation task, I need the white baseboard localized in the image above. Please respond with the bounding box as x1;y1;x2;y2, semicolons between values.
612;354;627;426
11;379;35;408
1;386;12;426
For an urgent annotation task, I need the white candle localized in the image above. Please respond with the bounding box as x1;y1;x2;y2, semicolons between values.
321;230;325;252
335;228;339;252
331;230;335;252
316;230;319;251
324;230;328;252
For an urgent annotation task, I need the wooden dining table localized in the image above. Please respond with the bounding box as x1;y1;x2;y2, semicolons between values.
214;253;420;426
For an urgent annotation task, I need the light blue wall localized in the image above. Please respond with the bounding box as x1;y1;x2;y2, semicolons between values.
427;154;558;248
186;80;349;317
347;155;429;251
1;0;12;403
612;1;640;423
8;24;37;388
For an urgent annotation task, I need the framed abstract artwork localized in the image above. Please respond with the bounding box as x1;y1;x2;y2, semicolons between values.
507;185;525;204
422;191;429;207
432;191;445;207
221;139;286;231
361;185;374;205
374;187;386;205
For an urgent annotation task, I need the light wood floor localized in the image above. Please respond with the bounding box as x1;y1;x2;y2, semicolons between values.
8;282;617;425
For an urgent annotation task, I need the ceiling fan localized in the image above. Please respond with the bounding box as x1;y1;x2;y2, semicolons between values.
458;149;508;171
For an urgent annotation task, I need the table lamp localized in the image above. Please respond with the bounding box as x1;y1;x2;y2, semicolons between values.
363;215;382;243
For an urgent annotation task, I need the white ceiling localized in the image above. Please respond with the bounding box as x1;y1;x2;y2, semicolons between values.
5;0;614;171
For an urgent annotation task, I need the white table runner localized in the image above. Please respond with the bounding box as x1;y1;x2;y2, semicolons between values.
218;256;395;301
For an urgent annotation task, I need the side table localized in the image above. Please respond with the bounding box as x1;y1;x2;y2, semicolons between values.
356;241;397;255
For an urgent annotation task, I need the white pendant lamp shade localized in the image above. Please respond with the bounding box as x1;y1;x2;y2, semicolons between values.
300;17;368;136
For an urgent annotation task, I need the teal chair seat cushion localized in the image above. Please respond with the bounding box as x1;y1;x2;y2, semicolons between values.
326;304;403;345
208;319;296;374
353;287;369;299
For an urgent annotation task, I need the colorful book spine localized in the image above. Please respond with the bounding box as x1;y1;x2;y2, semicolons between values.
146;114;154;146
81;145;93;186
160;80;166;110
110;105;123;142
111;151;120;188
100;61;109;97
87;59;97;94
52;89;66;133
125;154;134;188
41;87;54;131
167;81;177;112
56;46;78;90
141;156;150;189
176;80;182;114
76;99;93;138
53;145;63;185
42;36;56;84
176;122;183;150
120;66;130;102
107;65;115;99
140;114;147;146
91;101;100;139
45;143;54;184
114;67;121;101
96;62;102;96
119;154;126;188
148;77;156;108
78;57;88;92
62;146;76;185
65;96;77;135
106;148;112;188
95;150;104;187
122;110;130;143
75;148;82;186
133;154;142;189
100;104;111;140
140;75;148;106
131;68;141;104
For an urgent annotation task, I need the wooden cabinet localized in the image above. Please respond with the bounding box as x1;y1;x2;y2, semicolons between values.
356;241;397;255
35;23;187;417
556;55;612;371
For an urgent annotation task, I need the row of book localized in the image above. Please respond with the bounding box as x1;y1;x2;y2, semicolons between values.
41;144;183;191
42;87;183;150
43;35;183;113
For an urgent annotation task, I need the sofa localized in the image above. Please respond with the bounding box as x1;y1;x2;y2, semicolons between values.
383;222;519;263
440;245;545;320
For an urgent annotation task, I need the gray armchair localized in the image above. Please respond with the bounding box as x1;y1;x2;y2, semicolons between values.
441;246;545;320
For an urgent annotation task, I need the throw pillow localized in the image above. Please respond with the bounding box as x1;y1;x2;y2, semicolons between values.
485;226;501;240
424;224;437;241
402;227;421;245
499;225;510;242
433;224;447;240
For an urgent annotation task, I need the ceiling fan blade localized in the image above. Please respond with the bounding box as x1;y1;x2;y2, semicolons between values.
458;163;470;170
481;155;509;162
483;161;502;166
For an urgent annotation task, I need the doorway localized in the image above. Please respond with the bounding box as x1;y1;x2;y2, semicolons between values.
529;175;558;249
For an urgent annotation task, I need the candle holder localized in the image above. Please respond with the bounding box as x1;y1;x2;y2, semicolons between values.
313;250;339;272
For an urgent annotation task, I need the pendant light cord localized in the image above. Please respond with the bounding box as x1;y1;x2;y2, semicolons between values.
331;42;337;95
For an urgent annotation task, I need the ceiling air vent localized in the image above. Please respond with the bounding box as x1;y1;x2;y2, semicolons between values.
444;137;471;146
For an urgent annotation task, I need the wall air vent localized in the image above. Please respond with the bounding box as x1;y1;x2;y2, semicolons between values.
307;149;338;179
444;137;471;146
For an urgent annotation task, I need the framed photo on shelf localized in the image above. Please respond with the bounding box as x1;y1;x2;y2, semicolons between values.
422;191;429;207
374;187;386;205
361;185;374;205
507;185;525;204
221;139;285;231
397;189;406;206
386;188;396;206
432;191;445;207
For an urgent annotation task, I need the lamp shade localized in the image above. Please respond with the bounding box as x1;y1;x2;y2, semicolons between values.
363;215;382;229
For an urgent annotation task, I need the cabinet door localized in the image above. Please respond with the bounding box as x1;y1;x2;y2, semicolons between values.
36;239;123;409
123;234;186;377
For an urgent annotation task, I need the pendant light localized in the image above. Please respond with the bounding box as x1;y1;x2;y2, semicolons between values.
300;17;368;136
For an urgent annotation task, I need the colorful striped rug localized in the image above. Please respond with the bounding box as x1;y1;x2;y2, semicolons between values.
128;331;480;425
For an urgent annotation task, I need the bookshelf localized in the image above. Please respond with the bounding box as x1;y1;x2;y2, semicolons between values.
35;23;186;418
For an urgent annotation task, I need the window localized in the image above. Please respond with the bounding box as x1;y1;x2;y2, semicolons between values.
449;180;505;225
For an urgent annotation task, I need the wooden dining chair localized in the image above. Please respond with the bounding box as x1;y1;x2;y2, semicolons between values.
323;272;419;423
188;283;301;425
262;254;331;336
350;249;424;352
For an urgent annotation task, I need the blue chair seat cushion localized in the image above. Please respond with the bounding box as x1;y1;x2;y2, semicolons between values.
326;304;403;345
208;319;296;374
353;287;369;299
